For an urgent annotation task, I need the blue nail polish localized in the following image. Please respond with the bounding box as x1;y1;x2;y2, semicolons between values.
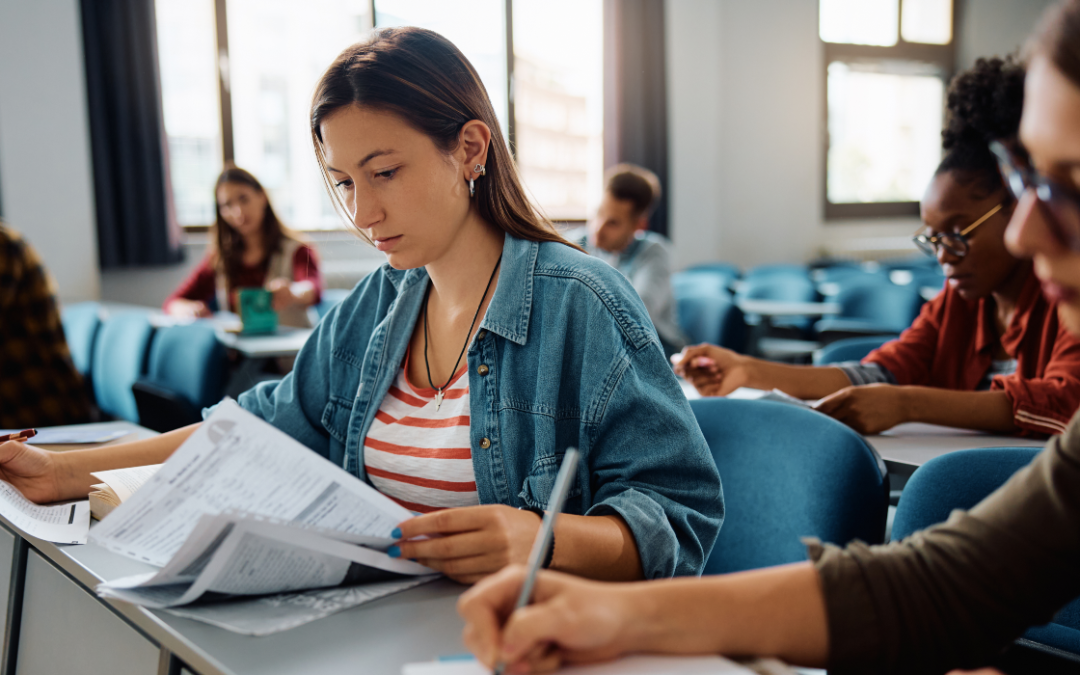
391;527;402;539
387;545;401;558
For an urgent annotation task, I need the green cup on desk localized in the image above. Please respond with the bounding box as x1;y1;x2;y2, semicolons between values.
237;287;278;335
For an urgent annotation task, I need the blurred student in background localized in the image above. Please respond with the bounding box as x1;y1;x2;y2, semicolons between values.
164;166;322;327
459;6;1080;672
0;222;91;428
676;56;1080;437
575;164;686;357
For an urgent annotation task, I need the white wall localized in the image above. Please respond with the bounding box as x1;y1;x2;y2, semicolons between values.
664;0;1057;271
0;0;101;303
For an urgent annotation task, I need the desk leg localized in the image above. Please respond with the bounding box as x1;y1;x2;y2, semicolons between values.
0;537;26;675
157;648;184;675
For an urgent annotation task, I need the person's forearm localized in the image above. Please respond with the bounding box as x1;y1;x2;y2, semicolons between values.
746;360;852;400
899;387;1018;434
551;513;643;581
53;424;199;500
625;562;829;666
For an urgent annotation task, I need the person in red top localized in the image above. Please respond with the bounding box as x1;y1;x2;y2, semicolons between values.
164;166;323;327
675;57;1080;437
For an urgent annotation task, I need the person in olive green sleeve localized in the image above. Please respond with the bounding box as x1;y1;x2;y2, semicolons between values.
454;2;1080;673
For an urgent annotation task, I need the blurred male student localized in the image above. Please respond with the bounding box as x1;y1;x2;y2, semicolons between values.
576;164;687;357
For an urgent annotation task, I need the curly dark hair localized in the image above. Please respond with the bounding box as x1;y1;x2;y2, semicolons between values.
936;56;1025;198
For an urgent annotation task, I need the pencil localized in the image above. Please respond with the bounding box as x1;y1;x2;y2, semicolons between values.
493;448;580;675
0;429;37;443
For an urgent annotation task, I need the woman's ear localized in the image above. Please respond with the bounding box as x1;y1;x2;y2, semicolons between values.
459;120;492;178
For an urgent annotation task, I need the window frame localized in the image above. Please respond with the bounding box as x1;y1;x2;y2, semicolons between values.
178;0;519;232
821;0;958;221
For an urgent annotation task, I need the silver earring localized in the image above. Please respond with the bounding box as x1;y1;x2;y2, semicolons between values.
469;164;485;198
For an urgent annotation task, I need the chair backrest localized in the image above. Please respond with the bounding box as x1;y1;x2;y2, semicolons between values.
315;288;352;321
735;274;818;304
673;270;737;298
892;447;1080;655
91;312;155;423
684;262;741;282
676;293;746;351
145;322;227;409
60;302;102;378
813;334;899;365
744;264;809;280
690;398;888;575
834;282;924;332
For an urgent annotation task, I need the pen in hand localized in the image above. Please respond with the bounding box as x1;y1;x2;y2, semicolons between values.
0;429;36;444
493;448;580;675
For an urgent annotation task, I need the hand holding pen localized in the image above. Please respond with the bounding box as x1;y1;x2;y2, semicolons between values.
0;429;36;444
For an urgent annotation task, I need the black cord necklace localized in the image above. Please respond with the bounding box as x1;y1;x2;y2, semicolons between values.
423;254;502;410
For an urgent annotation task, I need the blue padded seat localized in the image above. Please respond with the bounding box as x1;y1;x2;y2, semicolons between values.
673;269;737;297
91;312;155;423
893;447;1080;657
133;322;226;432
60;302;102;378
690;398;888;575
676;293;746;351
812;334;899;365
815;281;924;337
743;264;810;280
735;273;819;334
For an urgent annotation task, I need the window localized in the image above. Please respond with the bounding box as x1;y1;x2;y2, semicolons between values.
155;0;603;229
820;0;955;219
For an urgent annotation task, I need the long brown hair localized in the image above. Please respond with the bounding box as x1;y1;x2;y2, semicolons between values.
211;166;296;287
309;27;580;251
1029;0;1080;87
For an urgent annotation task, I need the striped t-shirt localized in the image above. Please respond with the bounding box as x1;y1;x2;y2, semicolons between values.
363;353;479;513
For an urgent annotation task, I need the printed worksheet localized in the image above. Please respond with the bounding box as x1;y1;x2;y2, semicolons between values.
0;480;89;544
89;399;413;566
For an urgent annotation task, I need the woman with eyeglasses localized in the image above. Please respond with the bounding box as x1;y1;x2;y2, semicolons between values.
674;56;1080;437
458;4;1080;672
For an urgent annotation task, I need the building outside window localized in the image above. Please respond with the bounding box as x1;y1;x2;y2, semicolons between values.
155;0;603;230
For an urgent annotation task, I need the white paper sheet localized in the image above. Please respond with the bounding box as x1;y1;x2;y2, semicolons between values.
0;480;89;544
90;464;162;502
402;655;758;675
89;400;414;567
98;513;432;608
165;575;437;635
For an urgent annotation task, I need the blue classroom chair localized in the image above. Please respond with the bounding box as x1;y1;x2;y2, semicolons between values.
676;293;746;351
690;398;888;575
735;272;819;335
815;281;924;338
133;322;227;432
893;447;1080;658
91;312;155;423
812;334;899;365
60;302;102;379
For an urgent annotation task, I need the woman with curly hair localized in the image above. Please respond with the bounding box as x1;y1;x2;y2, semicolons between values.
675;56;1080;437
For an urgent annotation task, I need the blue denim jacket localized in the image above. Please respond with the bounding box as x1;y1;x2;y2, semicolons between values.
236;234;724;578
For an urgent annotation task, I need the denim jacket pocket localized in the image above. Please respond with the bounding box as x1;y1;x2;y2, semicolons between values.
518;452;583;510
320;396;353;444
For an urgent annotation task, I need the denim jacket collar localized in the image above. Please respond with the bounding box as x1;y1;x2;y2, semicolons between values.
376;233;537;347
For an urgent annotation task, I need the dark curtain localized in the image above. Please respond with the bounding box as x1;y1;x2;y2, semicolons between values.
604;0;669;237
81;0;182;268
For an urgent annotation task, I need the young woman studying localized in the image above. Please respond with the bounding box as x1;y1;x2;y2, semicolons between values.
457;2;1080;672
163;166;323;328
675;56;1080;437
0;28;722;585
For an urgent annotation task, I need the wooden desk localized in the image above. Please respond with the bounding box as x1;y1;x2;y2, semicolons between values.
1;422;467;675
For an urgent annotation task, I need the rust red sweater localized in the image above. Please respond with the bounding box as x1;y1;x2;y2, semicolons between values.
864;270;1080;437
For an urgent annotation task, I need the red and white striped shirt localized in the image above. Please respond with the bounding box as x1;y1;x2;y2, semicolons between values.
363;353;479;513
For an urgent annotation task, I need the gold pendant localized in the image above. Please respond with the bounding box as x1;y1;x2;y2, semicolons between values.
434;390;444;411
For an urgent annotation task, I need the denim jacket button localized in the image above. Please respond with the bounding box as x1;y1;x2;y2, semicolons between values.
479;437;491;449
477;330;487;340
477;364;490;376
